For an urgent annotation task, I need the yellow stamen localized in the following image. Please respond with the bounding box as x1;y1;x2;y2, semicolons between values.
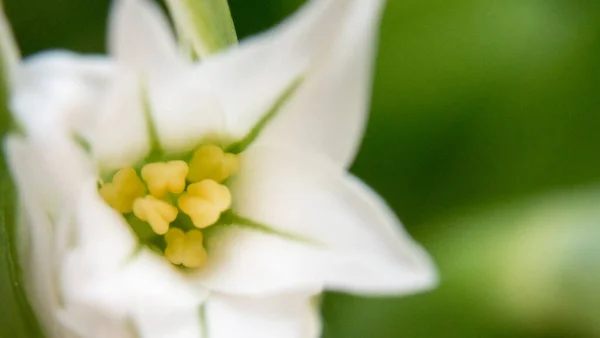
165;228;207;268
187;145;240;183
141;161;189;198
178;180;231;228
133;195;178;235
99;168;146;214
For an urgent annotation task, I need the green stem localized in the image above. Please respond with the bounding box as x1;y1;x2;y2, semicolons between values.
166;0;238;58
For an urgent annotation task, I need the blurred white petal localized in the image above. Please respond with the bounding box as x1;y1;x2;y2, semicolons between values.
4;137;65;337
14;52;110;193
206;293;321;338
15;51;111;140
60;186;208;338
61;251;208;338
109;0;184;77
147;70;225;153
91;69;150;172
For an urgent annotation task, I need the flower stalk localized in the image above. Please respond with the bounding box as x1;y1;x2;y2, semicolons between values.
165;0;238;59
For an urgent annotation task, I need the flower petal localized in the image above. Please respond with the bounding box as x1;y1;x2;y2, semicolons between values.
205;293;321;338
108;0;184;77
198;0;385;167
91;69;150;172
4;137;66;337
70;182;137;272
197;146;436;296
60;251;208;338
60;186;208;337
15;51;128;178
147;69;225;153
255;0;386;167
16;51;112;141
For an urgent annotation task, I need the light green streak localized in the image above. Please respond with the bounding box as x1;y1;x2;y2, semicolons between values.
199;304;208;338
166;0;238;58
205;211;320;246
140;83;163;156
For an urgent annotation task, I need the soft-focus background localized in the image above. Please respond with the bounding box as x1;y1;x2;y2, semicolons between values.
4;0;600;337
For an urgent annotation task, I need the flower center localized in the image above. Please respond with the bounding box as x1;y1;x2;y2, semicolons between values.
99;145;240;268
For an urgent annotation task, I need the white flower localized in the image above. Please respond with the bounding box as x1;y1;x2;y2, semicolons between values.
2;0;437;337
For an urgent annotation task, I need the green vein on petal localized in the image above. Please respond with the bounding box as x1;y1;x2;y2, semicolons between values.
72;132;91;154
205;210;320;246
225;76;304;154
141;82;163;158
199;303;208;338
125;317;141;338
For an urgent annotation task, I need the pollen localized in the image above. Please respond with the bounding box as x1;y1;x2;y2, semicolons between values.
133;195;179;235
187;145;240;183
178;180;231;228
164;228;207;268
99;168;147;214
141;161;189;198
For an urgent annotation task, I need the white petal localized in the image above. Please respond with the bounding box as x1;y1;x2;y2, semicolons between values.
60;251;207;338
15;51;113;187
205;293;321;338
74;182;137;270
56;305;136;338
197;0;385;167
4;137;65;337
61;251;208;338
61;186;208;337
147;69;226;153
108;0;184;77
16;51;112;141
91;69;150;172
255;0;386;167
196;146;436;296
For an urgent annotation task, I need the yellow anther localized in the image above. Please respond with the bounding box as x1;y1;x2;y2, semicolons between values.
99;168;146;214
141;161;189;198
187;145;240;183
165;228;207;268
133;195;178;235
178;180;231;229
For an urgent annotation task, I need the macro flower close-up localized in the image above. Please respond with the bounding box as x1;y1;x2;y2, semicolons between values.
0;0;437;337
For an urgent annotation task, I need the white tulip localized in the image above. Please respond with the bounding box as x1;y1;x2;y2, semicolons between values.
2;0;437;337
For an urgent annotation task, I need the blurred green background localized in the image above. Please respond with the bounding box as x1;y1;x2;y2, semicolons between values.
4;0;600;337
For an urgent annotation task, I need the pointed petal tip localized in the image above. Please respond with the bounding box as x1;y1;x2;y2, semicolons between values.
108;0;182;75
